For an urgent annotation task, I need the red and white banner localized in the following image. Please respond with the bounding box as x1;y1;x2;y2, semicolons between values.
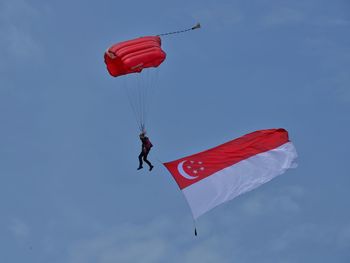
163;129;298;219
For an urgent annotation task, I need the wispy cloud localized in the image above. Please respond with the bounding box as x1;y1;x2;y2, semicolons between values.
334;72;350;103
3;25;42;59
189;2;349;33
259;2;350;28
337;224;350;249
61;184;306;263
268;222;343;254
302;36;350;104
240;185;304;216
0;0;44;64
9;218;30;241
61;209;349;263
65;217;233;263
315;18;350;27
261;7;305;27
0;0;39;21
191;5;243;31
66;218;174;263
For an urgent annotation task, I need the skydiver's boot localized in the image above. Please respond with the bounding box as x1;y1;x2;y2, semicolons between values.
149;165;154;171
137;166;143;170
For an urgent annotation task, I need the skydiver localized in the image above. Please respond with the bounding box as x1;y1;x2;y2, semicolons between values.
137;132;154;171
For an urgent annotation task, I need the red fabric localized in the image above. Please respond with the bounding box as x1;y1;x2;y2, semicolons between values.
163;129;290;190
142;137;153;151
104;36;166;77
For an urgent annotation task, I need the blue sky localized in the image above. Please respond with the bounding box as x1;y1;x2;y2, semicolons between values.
1;0;350;262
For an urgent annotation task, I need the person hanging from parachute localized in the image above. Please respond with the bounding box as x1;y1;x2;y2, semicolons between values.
104;23;201;170
137;131;154;171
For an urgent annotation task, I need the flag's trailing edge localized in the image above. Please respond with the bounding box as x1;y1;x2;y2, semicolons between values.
163;128;298;219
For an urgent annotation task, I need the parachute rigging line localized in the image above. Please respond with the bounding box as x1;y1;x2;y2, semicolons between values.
157;23;201;37
123;69;159;132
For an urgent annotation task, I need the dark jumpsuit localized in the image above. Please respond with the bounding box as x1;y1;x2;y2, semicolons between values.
138;136;153;169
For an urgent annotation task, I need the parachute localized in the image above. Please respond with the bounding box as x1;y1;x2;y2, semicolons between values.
104;36;166;132
104;36;166;78
104;24;200;132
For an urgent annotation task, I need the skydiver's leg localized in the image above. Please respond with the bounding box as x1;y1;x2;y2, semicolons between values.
143;151;154;171
138;152;143;170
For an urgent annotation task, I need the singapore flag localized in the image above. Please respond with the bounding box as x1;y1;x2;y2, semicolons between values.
163;129;298;219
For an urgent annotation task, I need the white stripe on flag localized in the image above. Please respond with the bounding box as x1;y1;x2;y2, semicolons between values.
182;142;298;219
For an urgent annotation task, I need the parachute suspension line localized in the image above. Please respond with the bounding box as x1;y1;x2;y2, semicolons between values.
157;23;201;37
142;71;149;131
105;35;164;133
140;71;148;132
142;68;159;133
136;74;143;130
123;78;138;131
123;69;159;133
139;71;147;132
123;76;143;132
136;68;160;134
137;73;146;132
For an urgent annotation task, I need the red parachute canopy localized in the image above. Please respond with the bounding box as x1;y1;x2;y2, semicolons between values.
104;36;166;77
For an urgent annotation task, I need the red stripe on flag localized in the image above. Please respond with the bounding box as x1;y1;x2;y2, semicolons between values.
163;129;290;190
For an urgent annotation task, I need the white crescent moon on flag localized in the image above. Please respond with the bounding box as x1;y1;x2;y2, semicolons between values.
177;160;198;180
